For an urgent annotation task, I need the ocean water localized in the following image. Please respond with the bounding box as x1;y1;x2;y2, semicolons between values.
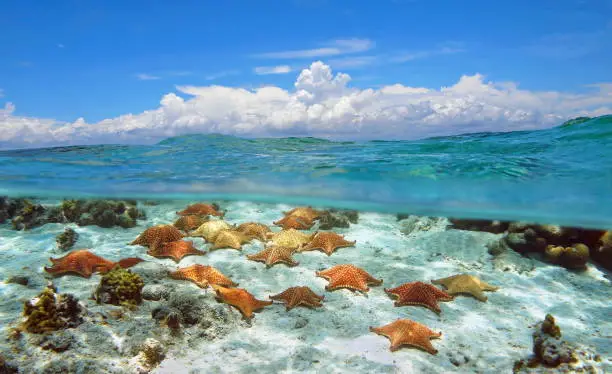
0;117;611;373
1;115;611;228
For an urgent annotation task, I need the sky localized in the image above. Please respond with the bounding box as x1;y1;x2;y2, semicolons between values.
1;0;612;148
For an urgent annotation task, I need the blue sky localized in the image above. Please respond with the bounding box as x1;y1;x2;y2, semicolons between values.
1;0;611;148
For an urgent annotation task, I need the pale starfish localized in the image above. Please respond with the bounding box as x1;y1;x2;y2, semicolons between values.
266;229;315;249
190;220;232;242
299;231;356;256
431;274;499;302
370;319;442;354
210;229;251;250
283;207;322;222
236;222;271;241
247;246;299;268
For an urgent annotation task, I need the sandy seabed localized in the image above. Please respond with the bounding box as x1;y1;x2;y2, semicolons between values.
1;200;610;373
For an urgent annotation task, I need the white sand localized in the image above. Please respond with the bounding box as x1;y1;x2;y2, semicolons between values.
1;200;610;373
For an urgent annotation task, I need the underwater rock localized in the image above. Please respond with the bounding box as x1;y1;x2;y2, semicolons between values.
11;199;48;230
5;275;29;286
449;218;508;233
592;231;612;270
318;209;358;229
164;289;207;326
137;338;166;371
544;243;590;270
37;330;75;352
94;266;144;307
22;284;85;333
400;216;448;236
142;284;170;301
0;354;18;374
56;227;78;251
130;261;169;284
60;199;145;229
396;213;410;221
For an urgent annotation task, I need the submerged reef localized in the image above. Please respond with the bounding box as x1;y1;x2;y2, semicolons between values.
56;227;79;251
318;209;359;230
0;197;146;230
94;266;145;307
21;284;84;333
450;218;509;234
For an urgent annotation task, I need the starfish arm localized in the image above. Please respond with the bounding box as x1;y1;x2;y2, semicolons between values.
480;281;499;291
470;289;488;302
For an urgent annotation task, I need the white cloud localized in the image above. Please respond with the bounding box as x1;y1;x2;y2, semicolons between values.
136;73;161;81
1;61;611;149
327;56;378;68
254;65;292;75
205;70;240;80
254;38;373;59
391;46;465;63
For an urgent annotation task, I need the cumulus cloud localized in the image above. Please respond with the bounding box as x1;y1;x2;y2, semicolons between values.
254;65;292;75
1;61;611;149
254;38;373;59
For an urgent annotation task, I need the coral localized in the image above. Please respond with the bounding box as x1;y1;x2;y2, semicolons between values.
449;218;508;233
0;354;18;374
592;231;612;270
21;284;84;333
94;266;144;308
56;227;78;251
544;244;590;270
11;199;47;230
318;209;357;229
59;199;145;228
138;338;166;370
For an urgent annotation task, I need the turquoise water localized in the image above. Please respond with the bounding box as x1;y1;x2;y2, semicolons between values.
1;115;611;229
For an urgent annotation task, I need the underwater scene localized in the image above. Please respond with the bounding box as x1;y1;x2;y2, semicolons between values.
0;116;611;373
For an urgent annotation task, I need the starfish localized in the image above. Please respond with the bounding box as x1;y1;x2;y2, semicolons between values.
273;215;314;230
173;215;208;233
299;232;356;256
384;282;454;314
169;264;237;288
210;229;251;251
190;220;232;242
431;274;499;302
283;207;322;222
44;249;144;278
316;264;383;292
236;222;271;241
177;203;224;217
269;286;324;311
212;285;273;319
147;240;206;263
266;229;315;249
131;224;183;250
370;319;442;354
247;246;299;268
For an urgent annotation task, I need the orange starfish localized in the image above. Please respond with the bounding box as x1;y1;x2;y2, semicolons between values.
173;215;208;233
384;282;454;314
169;264;237;288
247;246;299;268
316;264;382;292
212;285;273;319
210;229;251;251
130;224;183;250
177;203;224;217
273;215;314;230
270;286;324;311
147;240;206;263
44;249;144;278
299;232;356;255
283;207;322;222
370;319;442;354
236;222;271;241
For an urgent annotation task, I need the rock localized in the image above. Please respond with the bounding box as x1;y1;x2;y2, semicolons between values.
400;216;448;236
137;338;165;371
37;331;75;352
544;244;590;270
56;228;78;251
396;213;410;221
0;354;18;374
486;238;510;256
131;261;169;284
165;290;207;325
77;212;95;226
11;200;47;230
5;275;29;286
318;210;350;230
592;231;612;270
294;317;309;329
449;218;509;234
61;199;145;229
142;284;170;301
504;233;530;253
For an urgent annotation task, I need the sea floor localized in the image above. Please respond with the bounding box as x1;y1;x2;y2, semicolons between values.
1;200;610;373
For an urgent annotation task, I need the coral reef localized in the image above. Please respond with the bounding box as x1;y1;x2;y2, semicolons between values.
544;244;590;270
592;230;612;270
318;209;359;230
10;199;48;230
137;338;166;371
94;266;145;308
450;218;509;233
21;284;84;333
56;227;78;251
513;314;584;372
